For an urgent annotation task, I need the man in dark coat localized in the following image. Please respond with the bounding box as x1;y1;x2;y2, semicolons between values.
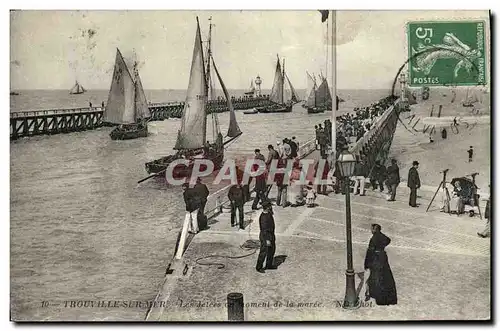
252;149;268;210
370;160;387;192
353;159;368;196
265;145;280;197
193;178;210;230
314;159;330;195
228;183;245;229
288;138;298;158
386;159;400;201
364;224;397;305
407;161;421;207
467;146;474;162
266;144;280;166
256;201;276;273
182;183;200;234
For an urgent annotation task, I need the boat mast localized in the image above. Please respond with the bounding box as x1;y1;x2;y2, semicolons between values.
282;58;285;105
205;17;220;142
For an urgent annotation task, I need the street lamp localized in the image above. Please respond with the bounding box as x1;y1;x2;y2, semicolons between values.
337;149;360;309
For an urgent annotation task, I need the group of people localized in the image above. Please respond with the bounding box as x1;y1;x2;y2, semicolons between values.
225;139;302;230
342;157;409;205
314;95;398;159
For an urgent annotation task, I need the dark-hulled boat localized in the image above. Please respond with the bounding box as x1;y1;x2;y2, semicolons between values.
253;55;297;114
144;17;242;177
307;76;332;114
104;48;151;140
69;80;86;95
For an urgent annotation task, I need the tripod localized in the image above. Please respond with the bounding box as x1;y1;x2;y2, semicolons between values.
427;169;451;213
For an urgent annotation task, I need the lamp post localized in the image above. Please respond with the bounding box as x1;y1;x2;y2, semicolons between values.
337;149;360;309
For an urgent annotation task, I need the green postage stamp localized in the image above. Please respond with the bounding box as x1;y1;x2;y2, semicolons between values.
407;21;486;86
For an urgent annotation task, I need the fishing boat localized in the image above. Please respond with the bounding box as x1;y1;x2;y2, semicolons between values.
462;88;479;107
69;80;86;95
103;48;151;140
405;87;417;105
254;56;298;114
244;79;255;97
144;17;242;177
243;108;259;115
307;76;332;114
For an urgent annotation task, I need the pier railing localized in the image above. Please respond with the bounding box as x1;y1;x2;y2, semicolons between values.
10;95;272;140
348;99;400;175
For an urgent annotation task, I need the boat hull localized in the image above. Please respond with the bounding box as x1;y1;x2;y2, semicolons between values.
243;108;259;115
110;124;148;140
145;150;225;177
256;104;292;113
307;106;327;114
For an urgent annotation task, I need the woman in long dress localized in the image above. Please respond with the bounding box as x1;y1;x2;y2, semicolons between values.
364;224;397;305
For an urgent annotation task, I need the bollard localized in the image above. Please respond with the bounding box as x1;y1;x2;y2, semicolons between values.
438;105;442;118
227;292;244;321
430;105;434;117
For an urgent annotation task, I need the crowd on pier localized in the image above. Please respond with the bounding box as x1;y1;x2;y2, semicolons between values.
314;95;398;158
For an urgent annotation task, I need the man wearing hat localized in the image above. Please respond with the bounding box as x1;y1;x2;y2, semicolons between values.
256;200;277;273
407;161;421;207
386;159;400;201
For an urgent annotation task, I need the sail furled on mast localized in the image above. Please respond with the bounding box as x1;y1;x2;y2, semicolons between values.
174;19;208;150
104;49;136;124
269;57;284;105
212;57;242;138
133;66;151;120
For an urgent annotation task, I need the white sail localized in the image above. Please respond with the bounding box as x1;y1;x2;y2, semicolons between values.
305;72;315;101
174;19;208;150
212;57;241;138
103;49;136;124
133;67;151;120
306;73;317;108
269;57;284;105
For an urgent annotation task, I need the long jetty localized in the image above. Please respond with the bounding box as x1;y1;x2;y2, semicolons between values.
145;98;403;321
10;95;272;140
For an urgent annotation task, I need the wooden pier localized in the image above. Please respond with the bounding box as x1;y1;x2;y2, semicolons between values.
10;95;272;140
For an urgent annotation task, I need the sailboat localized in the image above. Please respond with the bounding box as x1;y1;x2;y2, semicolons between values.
307;75;332;114
144;17;242;176
405;87;417;105
103;48;151;140
255;55;297;114
69;80;86;95
462;88;479;107
244;79;256;97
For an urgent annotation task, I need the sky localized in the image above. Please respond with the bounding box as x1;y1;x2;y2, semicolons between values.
10;10;490;90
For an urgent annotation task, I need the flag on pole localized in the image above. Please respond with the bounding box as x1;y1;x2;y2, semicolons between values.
318;10;329;23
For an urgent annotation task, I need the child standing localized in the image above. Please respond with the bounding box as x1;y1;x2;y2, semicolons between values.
306;184;317;208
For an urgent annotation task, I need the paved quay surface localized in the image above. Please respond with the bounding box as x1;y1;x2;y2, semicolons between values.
148;169;490;321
